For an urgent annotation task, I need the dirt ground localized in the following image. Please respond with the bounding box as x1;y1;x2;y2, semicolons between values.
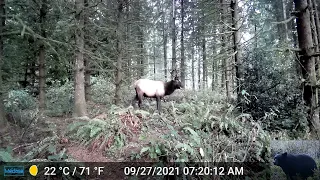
0;102;148;163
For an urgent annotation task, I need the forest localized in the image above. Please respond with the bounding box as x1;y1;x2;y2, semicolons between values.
0;0;320;179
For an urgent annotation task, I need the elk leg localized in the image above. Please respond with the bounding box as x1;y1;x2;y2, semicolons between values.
132;94;138;107
137;93;143;108
156;96;161;111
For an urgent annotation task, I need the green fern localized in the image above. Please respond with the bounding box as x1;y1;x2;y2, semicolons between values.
0;148;15;162
67;121;87;133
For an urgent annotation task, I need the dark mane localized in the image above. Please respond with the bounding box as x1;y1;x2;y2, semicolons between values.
164;80;177;95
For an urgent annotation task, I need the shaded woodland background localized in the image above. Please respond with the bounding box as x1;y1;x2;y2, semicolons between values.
0;0;319;176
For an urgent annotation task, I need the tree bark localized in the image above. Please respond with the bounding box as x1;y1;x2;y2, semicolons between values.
73;0;87;117
197;44;201;90
84;0;92;102
212;38;216;91
202;33;207;89
290;2;298;48
309;0;319;103
38;0;48;111
180;0;185;87
282;0;289;41
114;0;125;105
0;0;6;128
312;0;320;46
201;10;207;89
220;0;225;89
231;0;242;100
153;45;156;79
311;0;320;78
171;0;177;78
294;0;320;137
191;3;195;90
220;0;229;100
192;44;195;90
274;0;287;41
125;3;131;85
162;0;168;80
138;28;144;78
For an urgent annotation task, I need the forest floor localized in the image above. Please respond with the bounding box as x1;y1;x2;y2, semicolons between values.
47;116;113;162
1;101;155;163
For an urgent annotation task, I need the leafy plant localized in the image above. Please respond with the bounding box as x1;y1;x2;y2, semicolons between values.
67;114;127;150
45;81;74;116
0;147;17;162
4;90;37;112
140;140;168;160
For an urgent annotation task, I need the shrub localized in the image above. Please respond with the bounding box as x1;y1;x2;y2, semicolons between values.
91;76;115;105
46;81;73;116
4;90;37;112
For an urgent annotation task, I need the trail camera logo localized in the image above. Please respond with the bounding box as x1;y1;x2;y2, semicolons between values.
4;166;24;176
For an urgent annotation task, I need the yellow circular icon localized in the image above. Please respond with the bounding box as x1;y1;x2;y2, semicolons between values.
29;165;38;176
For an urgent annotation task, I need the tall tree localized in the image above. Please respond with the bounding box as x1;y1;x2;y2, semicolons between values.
171;0;177;78
162;0;168;80
114;0;125;105
231;0;242;99
220;0;230;100
84;0;92;102
191;24;195;90
309;0;320;84
38;0;48;110
197;42;201;90
274;0;287;42
135;1;144;79
294;0;320;137
0;0;6;128
73;0;87;117
201;9;207;89
311;0;320;78
282;0;289;41
180;0;185;87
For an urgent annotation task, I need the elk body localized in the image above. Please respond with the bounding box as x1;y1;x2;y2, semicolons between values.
132;78;182;111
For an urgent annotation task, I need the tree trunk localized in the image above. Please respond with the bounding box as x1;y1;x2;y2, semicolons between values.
197;44;201;90
274;0;286;41
73;0;87;117
220;0;229;100
312;0;320;46
125;3;131;85
309;0;319;89
38;0;48;111
84;0;92;102
294;0;320;137
114;0;125;105
282;0;289;41
0;0;6;128
191;3;195;90
171;0;177;78
212;44;216;91
180;0;185;87
192;44;195;90
291;2;298;48
231;0;242;100
202;34;206;89
201;9;207;89
312;0;320;78
220;0;226;89
153;45;156;79
138;29;144;78
162;0;168;80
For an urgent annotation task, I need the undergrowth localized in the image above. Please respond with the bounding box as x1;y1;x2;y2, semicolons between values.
67;90;270;164
45;81;74;116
